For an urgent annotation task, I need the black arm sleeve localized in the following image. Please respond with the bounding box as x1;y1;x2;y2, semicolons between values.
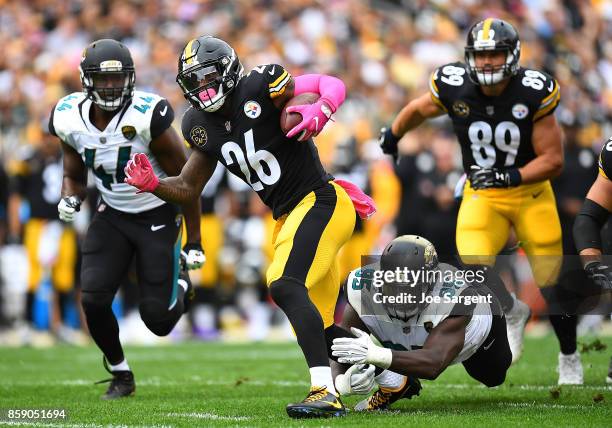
150;99;175;140
573;198;611;252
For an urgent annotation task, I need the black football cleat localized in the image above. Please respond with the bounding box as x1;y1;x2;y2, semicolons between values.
607;355;612;384
96;357;135;400
286;386;346;419
355;376;421;411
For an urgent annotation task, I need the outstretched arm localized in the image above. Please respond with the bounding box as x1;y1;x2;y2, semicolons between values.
332;315;468;380
150;127;202;245
125;148;215;206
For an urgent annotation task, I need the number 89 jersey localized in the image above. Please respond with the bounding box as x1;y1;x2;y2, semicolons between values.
49;90;172;213
429;62;560;172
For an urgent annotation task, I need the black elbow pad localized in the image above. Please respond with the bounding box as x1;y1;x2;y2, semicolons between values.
574;199;610;252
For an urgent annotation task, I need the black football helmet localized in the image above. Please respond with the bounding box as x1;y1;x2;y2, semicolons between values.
79;39;135;111
176;36;244;112
464;18;520;86
379;235;439;322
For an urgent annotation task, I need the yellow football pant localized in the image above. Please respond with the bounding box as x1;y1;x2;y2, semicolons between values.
457;180;562;287
267;181;356;327
24;219;76;292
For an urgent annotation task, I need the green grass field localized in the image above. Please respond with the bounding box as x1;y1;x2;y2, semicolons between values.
1;335;611;427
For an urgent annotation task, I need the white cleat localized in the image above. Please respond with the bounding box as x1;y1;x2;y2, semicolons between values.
558;351;583;385
505;297;531;364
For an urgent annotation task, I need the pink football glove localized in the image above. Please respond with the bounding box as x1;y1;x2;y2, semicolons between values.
124;153;159;193
286;99;334;142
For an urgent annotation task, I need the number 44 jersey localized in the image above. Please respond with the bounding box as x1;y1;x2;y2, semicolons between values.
182;64;333;219
429;62;561;172
49;90;171;213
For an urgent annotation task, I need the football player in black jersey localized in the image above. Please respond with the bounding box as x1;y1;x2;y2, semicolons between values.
379;18;582;383
574;137;612;383
125;35;376;418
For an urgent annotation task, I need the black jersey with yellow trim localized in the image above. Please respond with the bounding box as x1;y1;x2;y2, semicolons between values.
182;64;332;219
429;62;560;172
598;137;612;180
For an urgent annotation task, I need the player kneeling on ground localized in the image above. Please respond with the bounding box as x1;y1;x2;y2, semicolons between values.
332;235;511;410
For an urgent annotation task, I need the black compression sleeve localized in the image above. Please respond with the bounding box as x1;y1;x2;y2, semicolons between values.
573;198;610;252
150;99;174;139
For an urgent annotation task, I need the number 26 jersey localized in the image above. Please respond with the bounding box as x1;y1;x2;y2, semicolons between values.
429;62;561;172
181;64;333;219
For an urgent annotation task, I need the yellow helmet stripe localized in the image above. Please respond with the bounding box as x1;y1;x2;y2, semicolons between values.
184;39;196;65
481;18;493;41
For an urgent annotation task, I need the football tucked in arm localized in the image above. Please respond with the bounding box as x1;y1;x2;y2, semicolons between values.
280;92;320;139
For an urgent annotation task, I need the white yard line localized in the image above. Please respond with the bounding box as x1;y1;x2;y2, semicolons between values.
166;412;250;421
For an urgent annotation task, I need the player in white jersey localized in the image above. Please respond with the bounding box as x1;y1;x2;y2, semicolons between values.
331;235;511;411
50;39;205;399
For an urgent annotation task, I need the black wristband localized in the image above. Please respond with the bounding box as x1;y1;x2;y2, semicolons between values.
507;168;522;186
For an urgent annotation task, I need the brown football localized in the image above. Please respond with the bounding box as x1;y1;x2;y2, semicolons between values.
280;92;320;136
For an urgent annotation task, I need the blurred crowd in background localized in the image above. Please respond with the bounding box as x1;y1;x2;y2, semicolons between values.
0;0;611;346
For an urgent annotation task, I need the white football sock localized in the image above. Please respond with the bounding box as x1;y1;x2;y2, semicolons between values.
110;359;130;372
310;366;337;395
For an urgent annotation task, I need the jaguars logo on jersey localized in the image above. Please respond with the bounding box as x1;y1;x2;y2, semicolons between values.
429;62;561;173
182;63;333;219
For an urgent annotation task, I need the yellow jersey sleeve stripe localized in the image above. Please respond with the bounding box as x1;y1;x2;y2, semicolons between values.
430;93;447;112
539;80;559;107
429;72;440;98
269;70;289;89
270;84;289;99
599;167;609;180
533;89;560;121
269;73;291;95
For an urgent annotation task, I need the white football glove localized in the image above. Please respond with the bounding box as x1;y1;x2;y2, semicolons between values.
335;364;376;396
332;327;393;368
181;243;206;270
57;196;81;222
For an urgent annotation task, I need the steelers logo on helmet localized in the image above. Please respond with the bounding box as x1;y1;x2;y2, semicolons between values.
464;18;521;86
79;39;135;111
244;100;261;119
176;36;244;113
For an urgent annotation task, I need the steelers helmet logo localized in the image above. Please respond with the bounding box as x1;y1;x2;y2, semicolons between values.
512;103;529;120
190;126;208;147
452;101;470;117
244;100;261;119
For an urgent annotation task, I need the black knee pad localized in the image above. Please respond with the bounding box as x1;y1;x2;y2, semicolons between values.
269;277;310;310
139;297;178;337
